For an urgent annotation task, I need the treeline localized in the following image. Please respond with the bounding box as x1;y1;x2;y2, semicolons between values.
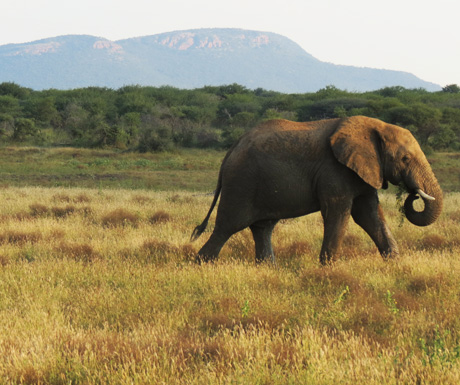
1;82;460;151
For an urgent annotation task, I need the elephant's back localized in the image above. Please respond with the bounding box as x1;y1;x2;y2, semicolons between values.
226;118;339;166
254;118;340;133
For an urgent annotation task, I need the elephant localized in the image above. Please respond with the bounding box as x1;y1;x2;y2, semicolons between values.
191;116;443;265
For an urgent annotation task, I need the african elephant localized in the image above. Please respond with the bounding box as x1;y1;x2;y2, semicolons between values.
191;116;443;265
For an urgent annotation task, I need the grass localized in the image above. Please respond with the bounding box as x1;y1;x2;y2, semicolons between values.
0;185;459;384
0;147;222;191
0;146;459;383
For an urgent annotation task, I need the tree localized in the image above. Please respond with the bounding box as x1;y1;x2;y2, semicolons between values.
0;114;14;137
215;93;261;127
410;104;442;145
0;82;31;98
314;85;348;100
13;118;38;142
138;126;174;152
95;120;122;147
120;112;141;145
61;103;90;143
116;89;153;115
376;86;406;98
442;84;460;93
297;98;367;121
431;125;458;149
0;95;20;116
215;83;250;98
366;97;403;117
24;96;59;127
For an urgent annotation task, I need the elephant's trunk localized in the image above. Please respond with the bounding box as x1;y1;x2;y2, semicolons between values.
403;172;443;227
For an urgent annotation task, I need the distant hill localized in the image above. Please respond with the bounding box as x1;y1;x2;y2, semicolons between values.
0;28;441;92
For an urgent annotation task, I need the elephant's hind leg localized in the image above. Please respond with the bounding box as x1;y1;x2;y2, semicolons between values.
196;230;232;263
351;193;399;259
250;220;278;264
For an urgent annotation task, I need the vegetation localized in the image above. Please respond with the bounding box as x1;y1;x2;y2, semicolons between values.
0;81;460;383
0;185;459;383
1;82;460;151
0;150;455;383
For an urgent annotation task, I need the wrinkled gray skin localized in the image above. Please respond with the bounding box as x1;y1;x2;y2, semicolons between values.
191;116;443;265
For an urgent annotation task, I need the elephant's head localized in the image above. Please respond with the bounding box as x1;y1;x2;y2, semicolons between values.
330;116;443;226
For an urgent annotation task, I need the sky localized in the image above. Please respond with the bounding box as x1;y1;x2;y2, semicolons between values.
1;0;459;88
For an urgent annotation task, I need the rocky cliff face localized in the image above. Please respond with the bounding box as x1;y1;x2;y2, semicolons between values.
153;31;271;50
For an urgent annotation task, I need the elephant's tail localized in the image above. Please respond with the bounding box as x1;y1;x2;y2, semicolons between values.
190;163;222;242
190;176;222;242
191;138;240;242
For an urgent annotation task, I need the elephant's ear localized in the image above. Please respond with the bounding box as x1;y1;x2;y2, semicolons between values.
329;116;384;189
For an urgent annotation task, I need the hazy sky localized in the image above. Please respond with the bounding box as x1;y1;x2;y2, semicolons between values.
1;0;459;88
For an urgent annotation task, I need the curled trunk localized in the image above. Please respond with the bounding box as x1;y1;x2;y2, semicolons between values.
404;184;443;226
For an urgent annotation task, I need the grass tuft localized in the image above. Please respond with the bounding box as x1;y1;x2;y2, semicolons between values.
56;242;98;262
407;274;446;294
149;210;172;224
139;239;191;264
276;241;312;259
131;194;152;205
449;210;460;222
51;205;76;218
101;208;139;227
201;310;295;334
74;193;92;203
0;230;42;245
29;203;49;217
418;233;447;250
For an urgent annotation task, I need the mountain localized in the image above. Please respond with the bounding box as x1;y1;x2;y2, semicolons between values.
0;28;441;92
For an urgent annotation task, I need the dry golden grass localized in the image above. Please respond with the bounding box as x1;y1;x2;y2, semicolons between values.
0;187;459;383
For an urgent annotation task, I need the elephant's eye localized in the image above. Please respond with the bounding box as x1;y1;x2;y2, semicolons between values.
402;155;411;164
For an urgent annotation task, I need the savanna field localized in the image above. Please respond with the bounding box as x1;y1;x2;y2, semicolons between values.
1;148;460;384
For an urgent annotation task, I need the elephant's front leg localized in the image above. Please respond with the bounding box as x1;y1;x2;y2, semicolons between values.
319;199;352;265
351;192;399;259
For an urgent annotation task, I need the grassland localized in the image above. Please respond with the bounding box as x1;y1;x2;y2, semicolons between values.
0;147;460;384
0;147;222;191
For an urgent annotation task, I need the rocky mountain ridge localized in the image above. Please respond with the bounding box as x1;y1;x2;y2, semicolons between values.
0;28;440;92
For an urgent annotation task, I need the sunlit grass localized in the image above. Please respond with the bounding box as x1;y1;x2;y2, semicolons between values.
0;187;459;383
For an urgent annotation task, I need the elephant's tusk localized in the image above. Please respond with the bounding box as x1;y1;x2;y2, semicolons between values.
416;188;435;201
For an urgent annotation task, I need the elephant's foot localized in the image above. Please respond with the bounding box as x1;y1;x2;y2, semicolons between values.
195;250;218;264
380;245;400;261
319;251;335;266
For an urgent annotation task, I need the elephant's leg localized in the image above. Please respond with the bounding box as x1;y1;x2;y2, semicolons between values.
195;229;232;263
250;220;278;264
196;202;254;263
320;199;352;265
351;193;399;259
